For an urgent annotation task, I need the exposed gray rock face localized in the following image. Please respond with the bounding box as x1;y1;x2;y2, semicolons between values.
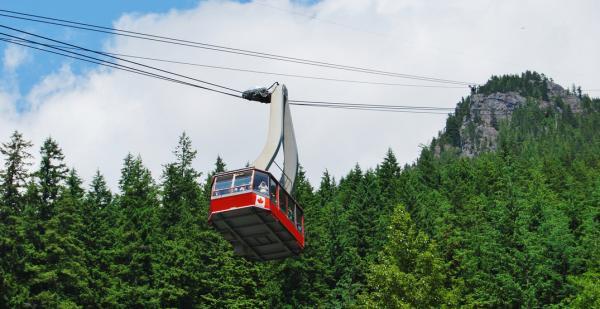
547;81;583;113
459;92;525;157
458;82;581;157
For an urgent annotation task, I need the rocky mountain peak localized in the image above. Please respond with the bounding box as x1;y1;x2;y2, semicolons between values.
434;72;585;157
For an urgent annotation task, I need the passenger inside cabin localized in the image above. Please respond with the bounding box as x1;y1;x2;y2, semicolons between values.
296;208;304;232
253;171;270;195
288;207;294;222
233;172;251;193
258;181;268;194
270;181;277;203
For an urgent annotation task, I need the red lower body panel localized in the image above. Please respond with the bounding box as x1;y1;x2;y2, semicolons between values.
208;193;303;261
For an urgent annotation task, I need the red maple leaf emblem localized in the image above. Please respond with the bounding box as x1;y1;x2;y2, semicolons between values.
257;197;264;204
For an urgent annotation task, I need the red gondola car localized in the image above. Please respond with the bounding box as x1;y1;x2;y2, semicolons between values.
208;167;304;261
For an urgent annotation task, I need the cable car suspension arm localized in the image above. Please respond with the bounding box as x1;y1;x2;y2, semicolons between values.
243;83;299;193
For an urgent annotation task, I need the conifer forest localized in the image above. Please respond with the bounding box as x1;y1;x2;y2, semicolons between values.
1;73;599;307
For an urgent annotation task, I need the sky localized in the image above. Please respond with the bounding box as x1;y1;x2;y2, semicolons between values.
0;0;599;190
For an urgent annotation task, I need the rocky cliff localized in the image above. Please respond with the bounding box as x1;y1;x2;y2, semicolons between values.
434;72;585;157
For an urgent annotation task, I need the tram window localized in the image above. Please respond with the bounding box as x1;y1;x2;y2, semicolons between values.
213;175;234;196
269;179;277;204
288;198;295;223
233;171;252;193
296;207;304;232
253;171;270;195
279;188;286;213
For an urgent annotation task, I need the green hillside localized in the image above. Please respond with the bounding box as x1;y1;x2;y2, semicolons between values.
1;73;598;307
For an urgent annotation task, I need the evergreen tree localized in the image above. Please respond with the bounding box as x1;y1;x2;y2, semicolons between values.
83;171;113;304
105;154;160;306
27;172;92;307
203;155;226;199
268;167;332;307
0;131;33;214
326;164;367;306
375;149;402;250
0;131;33;307
155;133;207;306
316;170;336;207
564;270;600;308
160;132;202;231
66;168;85;199
358;205;456;308
376;148;401;205
17;138;71;306
36;137;68;219
87;170;112;209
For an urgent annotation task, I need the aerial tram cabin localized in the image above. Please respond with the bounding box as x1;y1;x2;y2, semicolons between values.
208;168;304;260
208;83;304;261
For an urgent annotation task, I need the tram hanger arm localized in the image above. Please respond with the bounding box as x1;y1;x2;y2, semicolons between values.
248;83;299;194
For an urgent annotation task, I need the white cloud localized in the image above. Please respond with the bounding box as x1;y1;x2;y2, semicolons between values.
2;44;29;72
0;90;17;121
0;0;599;189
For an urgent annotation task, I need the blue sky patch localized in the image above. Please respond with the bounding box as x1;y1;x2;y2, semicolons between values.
0;0;320;111
0;0;203;109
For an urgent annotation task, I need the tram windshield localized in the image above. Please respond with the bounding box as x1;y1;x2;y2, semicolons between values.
232;171;252;193
213;170;272;197
213;174;234;196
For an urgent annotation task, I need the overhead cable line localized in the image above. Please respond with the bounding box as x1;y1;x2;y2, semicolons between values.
287;100;504;115
0;24;243;94
3;31;569;116
99;53;469;89
0;38;181;83
0;34;475;115
88;52;469;89
0;33;241;98
0;9;476;85
1;37;466;89
287;100;505;113
288;100;455;110
287;103;451;114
